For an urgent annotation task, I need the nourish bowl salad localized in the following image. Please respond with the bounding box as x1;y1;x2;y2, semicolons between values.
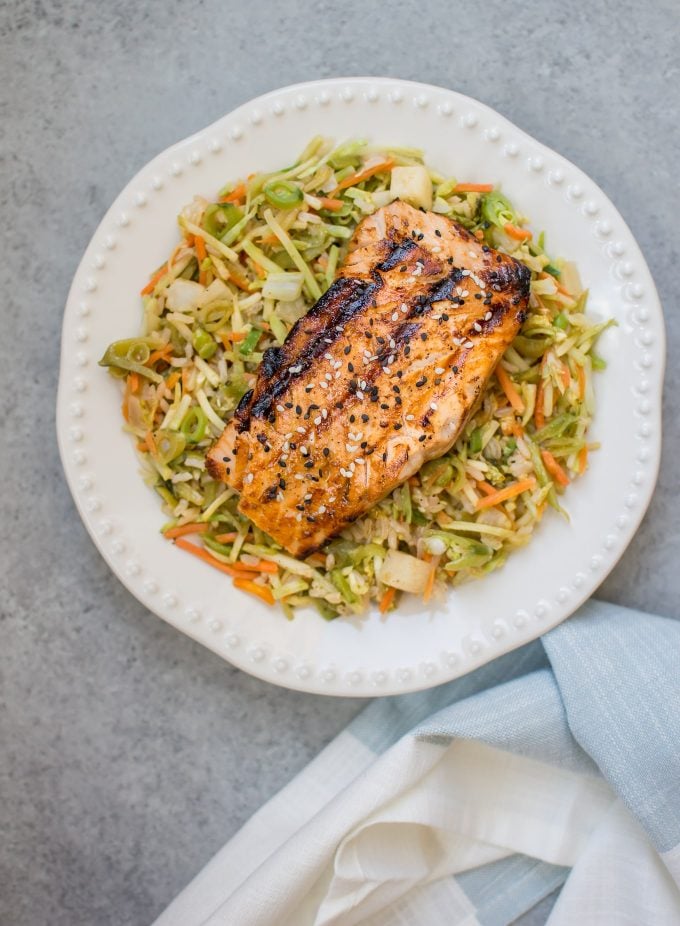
100;137;611;618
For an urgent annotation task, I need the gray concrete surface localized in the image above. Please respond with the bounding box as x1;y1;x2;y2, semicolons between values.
1;1;678;923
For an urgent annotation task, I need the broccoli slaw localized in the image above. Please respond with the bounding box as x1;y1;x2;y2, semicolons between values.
100;137;611;618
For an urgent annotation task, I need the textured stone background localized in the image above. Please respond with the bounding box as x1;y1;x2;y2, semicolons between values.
1;1;678;923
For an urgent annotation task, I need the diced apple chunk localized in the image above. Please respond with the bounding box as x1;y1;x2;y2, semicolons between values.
390;165;433;210
378;549;432;594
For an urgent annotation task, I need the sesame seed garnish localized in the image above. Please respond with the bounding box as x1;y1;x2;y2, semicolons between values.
319;381;329;389
416;376;427;387
325;372;332;381
405;413;415;421
391;311;399;321
400;303;409;313
484;311;493;320
418;434;426;442
244;473;254;484
323;447;330;457
473;322;482;332
314;415;322;425
434;366;445;374
288;364;302;373
344;345;351;355
430;402;438;411
276;404;285;412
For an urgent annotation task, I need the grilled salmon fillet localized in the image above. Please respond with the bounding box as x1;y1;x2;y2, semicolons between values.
206;202;530;556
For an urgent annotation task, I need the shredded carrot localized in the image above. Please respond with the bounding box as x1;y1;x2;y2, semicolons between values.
510;420;525;438
121;395;130;423
183;234;195;248
578;446;588;474
181;367;191;392
220;183;246;204
228;269;252;292
165;370;181;391
474;228;485;240
453;182;494;193
140;264;168;296
195;235;208;285
317;196;345;211
534;358;547;430
504;223;533;241
136;441;146;452
577;364;586;401
220;330;247;347
143;430;157;455
164;522;210;540
260;233;278;246
422;555;438;604
235;560;279;575
332;158;394;193
476;480;497;497
147;346;173;366
379;586;396;614
232;577;275;605
540;450;570;487
252;261;266;279
127;372;140;394
495;364;525;413
214;531;238;543
477;478;536;510
174;537;241;576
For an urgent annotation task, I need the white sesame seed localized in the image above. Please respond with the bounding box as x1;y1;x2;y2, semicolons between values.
405;413;415;421
325;372;332;381
288;364;302;373
400;303;409;313
317;505;326;514
282;441;290;452
363;349;371;357
430;402;438;410
324;338;333;343
335;370;342;379
465;339;474;348
435;366;445;374
294;473;304;481
319;381;328;389
284;432;293;439
382;366;391;375
389;338;396;348
356;390;364;399
324;352;332;361
391;312;399;321
244;473;254;484
461;269;471;276
345;443;359;453
295;512;302;521
468;250;477;258
328;496;336;503
473;322;482;332
314;415;322;425
484;311;492;320
300;446;308;455
355;458;365;465
432;245;442;253
277;491;284;501
296;426;306;434
276;404;285;412
322;409;328;419
304;492;312;500
349;462;356;472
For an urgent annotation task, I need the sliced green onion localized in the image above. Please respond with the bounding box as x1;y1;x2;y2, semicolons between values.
481;191;516;228
263;180;303;210
99;339;162;383
203;202;243;239
469;428;483;454
180;406;208;443
553;313;569;330
155;430;186;465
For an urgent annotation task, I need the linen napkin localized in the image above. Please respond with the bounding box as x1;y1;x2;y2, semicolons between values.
154;600;680;925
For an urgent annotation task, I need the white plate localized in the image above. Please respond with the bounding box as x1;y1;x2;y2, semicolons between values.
57;78;664;696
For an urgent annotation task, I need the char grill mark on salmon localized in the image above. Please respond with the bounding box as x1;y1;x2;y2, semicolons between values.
206;202;530;556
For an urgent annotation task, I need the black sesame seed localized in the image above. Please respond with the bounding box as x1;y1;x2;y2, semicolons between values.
379;422;388;428
474;293;482;300
418;434;426;442
416;376;427;387
361;413;369;422
279;479;286;489
322;447;330;457
348;362;354;372
289;442;297;450
435;228;442;237
306;516;316;523
380;403;389;410
296;504;305;511
350;414;356;423
304;460;314;469
360;441;368;449
278;460;286;467
420;333;428;341
295;405;302;415
382;451;388;461
284;402;293;409
394;423;402;430
400;265;408;272
396;370;403;378
365;447;375;456
222;456;231;462
404;346;411;356
442;313;449;321
335;402;343;409
343;345;351;355
452;365;459;373
395;396;402;406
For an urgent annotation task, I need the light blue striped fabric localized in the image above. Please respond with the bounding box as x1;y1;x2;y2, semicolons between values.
347;598;680;922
